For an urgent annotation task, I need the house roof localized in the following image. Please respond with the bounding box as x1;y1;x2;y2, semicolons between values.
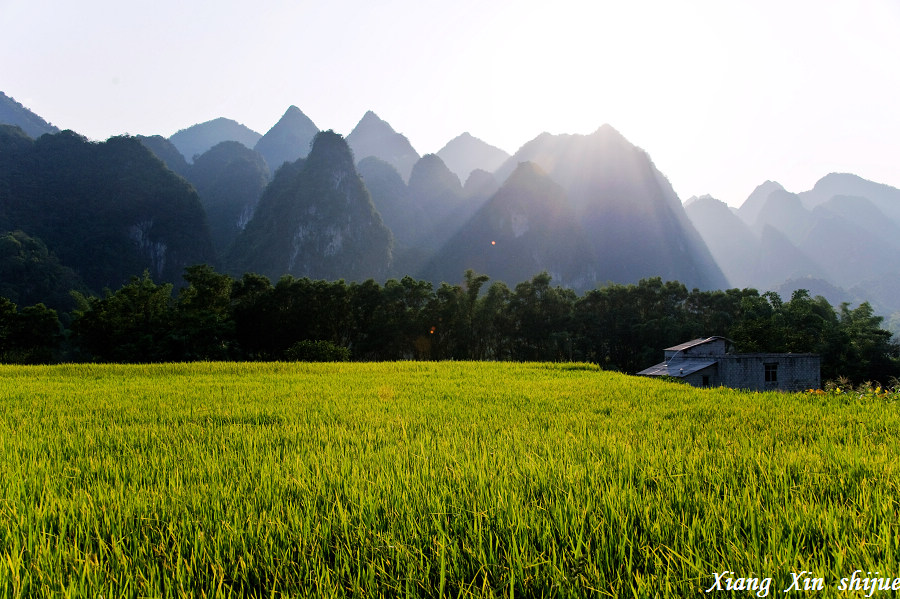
664;336;729;352
637;358;718;378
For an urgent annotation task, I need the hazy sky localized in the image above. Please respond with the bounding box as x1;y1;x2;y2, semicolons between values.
2;0;898;206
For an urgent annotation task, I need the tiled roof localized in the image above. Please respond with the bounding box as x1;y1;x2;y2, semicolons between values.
637;358;718;377
663;336;728;352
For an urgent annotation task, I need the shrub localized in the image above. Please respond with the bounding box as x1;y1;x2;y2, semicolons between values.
285;339;350;362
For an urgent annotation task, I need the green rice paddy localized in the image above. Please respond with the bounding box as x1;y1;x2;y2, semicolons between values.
1;362;898;597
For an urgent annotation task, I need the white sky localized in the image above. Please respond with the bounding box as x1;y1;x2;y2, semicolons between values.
2;0;898;206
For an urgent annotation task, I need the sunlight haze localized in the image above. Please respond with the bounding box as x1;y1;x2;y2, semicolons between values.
2;0;897;206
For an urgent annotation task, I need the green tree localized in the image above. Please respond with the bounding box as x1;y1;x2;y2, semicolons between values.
0;230;85;312
835;302;899;384
373;276;434;359
0;297;60;363
229;272;276;359
174;264;236;360
729;291;780;353
70;272;176;362
346;279;386;360
508;272;576;361
575;278;689;372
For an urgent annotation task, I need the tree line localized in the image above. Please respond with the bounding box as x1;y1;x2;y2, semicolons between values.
1;265;898;385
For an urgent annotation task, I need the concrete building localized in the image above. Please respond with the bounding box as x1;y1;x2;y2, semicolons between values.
637;336;820;391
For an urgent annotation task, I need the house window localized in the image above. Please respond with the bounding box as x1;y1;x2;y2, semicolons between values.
764;363;778;384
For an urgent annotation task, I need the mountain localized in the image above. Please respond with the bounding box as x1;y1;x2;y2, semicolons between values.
357;156;422;248
797;197;900;287
754;225;827;289
185;141;271;257
463;169;500;201
799;173;900;225
0;229;86;311
492;125;727;290
229;130;392;282
0;130;216;292
813;194;900;253
684;195;760;288
0;92;59;138
749;188;811;243
850;274;900;321
0;125;34;188
691;174;900;320
169;117;262;163
423;162;595;288
737;180;785;226
436;132;510;183
253;106;319;173
346;111;419;182
357;156;433;276
728;176;900;293
137;135;190;177
406;154;471;251
686;193;836;290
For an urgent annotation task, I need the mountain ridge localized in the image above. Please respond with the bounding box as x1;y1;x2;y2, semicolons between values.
0;92;60;138
169;117;262;163
436;132;509;184
346;111;420;182
254;106;319;173
4;91;899;323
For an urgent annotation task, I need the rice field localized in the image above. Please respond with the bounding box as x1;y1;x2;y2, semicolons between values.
1;361;899;597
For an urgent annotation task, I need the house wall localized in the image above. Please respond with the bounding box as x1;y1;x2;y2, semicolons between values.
682;364;719;388
718;354;820;391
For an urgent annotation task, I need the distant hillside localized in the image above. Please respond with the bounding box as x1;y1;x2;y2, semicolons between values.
463;169;500;202
490;125;726;290
699;174;900;318
406;154;475;252
169;117;262;163
0;229;86;312
346;111;419;182
0;92;59;138
137;135;190;177
0;125;34;186
358;156;424;249
254;106;319;173
799;172;900;225
436;132;509;183
798;196;900;287
229;131;392;282
734;176;900;290
737;180;784;226
749;188;811;243
185;141;270;257
0;130;216;292
423;162;595;289
684;195;759;288
755;225;828;289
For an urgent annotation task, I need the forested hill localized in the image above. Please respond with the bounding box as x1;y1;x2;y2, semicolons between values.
228;130;393;282
0;92;59;138
0;126;216;305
